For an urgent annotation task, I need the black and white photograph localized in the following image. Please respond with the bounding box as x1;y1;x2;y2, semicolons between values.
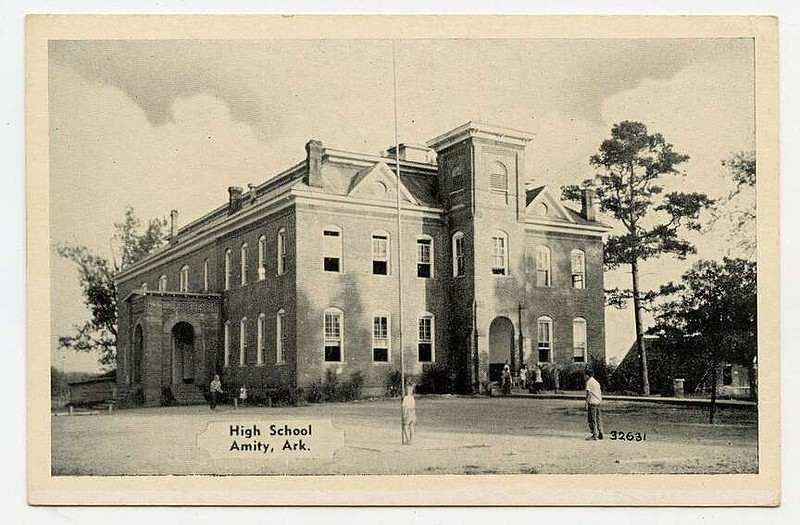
26;15;780;506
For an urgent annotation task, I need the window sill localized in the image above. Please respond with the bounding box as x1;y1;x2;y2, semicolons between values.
255;363;266;367
449;188;464;196
275;361;287;366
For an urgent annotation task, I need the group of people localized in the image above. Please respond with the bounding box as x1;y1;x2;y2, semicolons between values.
206;367;603;442
501;362;546;394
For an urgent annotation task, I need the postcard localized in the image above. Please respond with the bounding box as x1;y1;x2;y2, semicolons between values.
27;14;779;505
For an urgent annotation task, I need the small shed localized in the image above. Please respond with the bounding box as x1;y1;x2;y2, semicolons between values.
68;370;117;407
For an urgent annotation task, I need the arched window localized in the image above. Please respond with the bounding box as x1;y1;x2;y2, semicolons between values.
372;231;390;275
203;258;209;291
491;231;508;275
276;309;286;364
240;243;249;286
257;313;265;365
417;312;435;362
140;282;148;291
323;226;343;273
452;231;465;277
277;228;287;275
571;249;586;289
536;245;551;287
239;317;247;367
324;308;343;362
416;235;433;278
258;235;267;280
224;249;233;290
489;161;508;192
179;265;189;292
157;274;167;292
223;321;231;367
372;312;390;362
451;163;464;192
573;318;587;363
537;316;553;363
132;324;144;384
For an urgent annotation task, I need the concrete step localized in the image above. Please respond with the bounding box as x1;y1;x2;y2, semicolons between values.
170;384;207;406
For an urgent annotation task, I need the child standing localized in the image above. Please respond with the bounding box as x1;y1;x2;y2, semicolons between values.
401;383;416;445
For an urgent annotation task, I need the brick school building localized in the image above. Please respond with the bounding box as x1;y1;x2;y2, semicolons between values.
115;122;609;405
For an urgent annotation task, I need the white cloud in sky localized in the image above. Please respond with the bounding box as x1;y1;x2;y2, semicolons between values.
48;38;755;371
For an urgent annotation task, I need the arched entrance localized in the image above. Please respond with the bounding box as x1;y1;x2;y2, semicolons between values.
172;322;195;384
488;317;515;382
132;324;144;384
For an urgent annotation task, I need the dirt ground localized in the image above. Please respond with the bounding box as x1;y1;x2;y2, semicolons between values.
51;396;758;475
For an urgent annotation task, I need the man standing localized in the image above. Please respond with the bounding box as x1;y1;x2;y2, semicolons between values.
209;374;223;410
584;369;604;440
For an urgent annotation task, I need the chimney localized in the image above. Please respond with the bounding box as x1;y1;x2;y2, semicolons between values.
581;188;596;222
247;183;257;205
169;209;179;244
305;139;324;188
228;186;243;215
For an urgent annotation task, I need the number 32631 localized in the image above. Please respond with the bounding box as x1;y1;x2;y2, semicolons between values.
609;431;647;441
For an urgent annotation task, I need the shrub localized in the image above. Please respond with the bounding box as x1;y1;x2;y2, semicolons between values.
160;386;176;406
305;380;324;403
272;385;302;407
385;369;402;397
417;363;453;394
319;369;365;402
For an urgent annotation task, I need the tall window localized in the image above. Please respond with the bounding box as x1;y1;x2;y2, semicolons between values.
491;232;508;275
571;249;586;289
536;245;552;287
203;258;209;291
258;235;267;280
537;316;553;363
417;313;434;362
239;317;247;367
277;228;287;275
179;265;189;292
489;161;508;200
573;318;587;363
323;227;343;272
132;324;144;384
257;313;265;365
451;164;464;192
452;232;465;277
417;236;433;278
224;249;232;290
324;308;343;362
223;321;231;367
372;314;390;362
372;232;389;275
276;309;286;364
157;274;167;292
240;243;248;285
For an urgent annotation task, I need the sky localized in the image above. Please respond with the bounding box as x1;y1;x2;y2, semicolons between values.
48;38;755;373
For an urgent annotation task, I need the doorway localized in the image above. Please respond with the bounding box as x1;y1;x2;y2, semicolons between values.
488;317;514;382
172;322;195;384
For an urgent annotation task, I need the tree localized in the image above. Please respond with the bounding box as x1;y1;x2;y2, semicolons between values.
563;121;714;395
714;151;756;259
650;258;757;417
56;207;169;369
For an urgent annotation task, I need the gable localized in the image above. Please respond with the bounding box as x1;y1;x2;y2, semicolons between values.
347;161;419;204
525;185;575;223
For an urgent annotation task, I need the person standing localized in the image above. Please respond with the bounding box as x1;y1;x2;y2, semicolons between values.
501;361;512;395
401;383;416;445
584;369;604;440
532;364;543;394
209;374;223;410
519;364;528;391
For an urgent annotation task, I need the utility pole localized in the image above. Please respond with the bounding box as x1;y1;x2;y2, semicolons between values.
391;39;406;443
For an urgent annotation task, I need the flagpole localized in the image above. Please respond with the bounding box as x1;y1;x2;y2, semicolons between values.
392;39;405;443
